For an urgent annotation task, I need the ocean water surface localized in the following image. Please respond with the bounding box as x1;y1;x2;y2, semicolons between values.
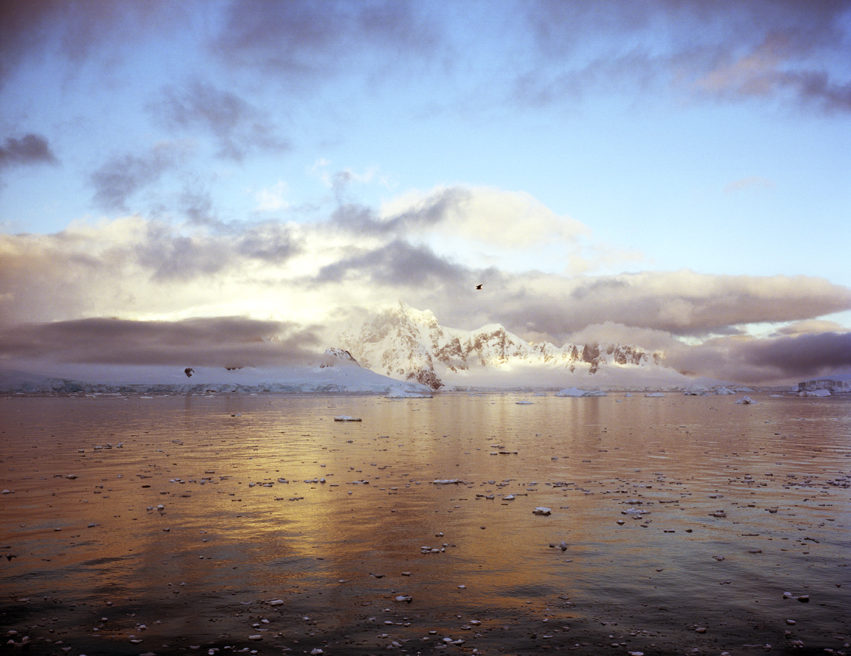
0;392;849;655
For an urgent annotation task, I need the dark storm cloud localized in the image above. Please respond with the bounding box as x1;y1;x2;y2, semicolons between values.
213;0;439;80
90;144;185;212
0;317;320;367
517;0;851;112
664;331;851;384
330;187;471;236
316;239;467;287
742;331;851;377
151;80;290;161
0;133;58;169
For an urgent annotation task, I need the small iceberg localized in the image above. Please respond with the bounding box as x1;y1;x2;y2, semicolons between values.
555;387;606;397
386;385;433;398
736;396;756;405
799;388;830;397
333;415;362;422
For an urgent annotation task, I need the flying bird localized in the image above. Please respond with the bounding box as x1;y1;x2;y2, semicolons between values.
184;367;194;378
475;283;483;290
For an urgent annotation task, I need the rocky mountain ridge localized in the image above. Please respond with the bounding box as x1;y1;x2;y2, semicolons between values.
340;304;681;390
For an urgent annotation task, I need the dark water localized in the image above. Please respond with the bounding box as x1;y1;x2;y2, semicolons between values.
0;392;849;655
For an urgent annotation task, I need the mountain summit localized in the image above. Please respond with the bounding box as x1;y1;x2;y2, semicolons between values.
341;303;690;390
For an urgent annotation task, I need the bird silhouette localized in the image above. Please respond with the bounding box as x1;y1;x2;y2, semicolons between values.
475;283;483;290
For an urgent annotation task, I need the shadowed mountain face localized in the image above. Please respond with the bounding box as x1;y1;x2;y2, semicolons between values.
342;304;670;390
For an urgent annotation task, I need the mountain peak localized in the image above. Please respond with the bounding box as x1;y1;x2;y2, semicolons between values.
319;347;360;368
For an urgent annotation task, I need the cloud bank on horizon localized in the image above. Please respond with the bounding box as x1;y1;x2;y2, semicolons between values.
1;0;850;385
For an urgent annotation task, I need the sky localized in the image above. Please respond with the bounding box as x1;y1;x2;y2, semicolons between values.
1;0;850;385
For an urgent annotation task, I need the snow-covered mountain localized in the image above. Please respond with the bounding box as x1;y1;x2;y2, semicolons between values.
341;303;693;390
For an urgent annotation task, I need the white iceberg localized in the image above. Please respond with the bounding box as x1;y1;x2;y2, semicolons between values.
799;388;831;397
555;387;606;397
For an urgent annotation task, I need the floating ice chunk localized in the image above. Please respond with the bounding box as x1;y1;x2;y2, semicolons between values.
386;388;433;398
334;415;362;422
800;388;830;397
644;392;665;397
736;396;756;404
555;387;606;397
432;479;462;485
532;507;552;516
394;594;412;603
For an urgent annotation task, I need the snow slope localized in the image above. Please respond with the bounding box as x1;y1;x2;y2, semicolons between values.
0;349;432;396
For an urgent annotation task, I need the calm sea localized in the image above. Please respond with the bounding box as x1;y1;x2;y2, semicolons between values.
1;392;849;655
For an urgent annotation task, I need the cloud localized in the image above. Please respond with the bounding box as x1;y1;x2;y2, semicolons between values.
0;216;302;326
491;270;851;343
3;207;849;344
723;176;775;194
316;239;467;287
664;331;851;383
254;181;290;213
775;319;845;336
0;317;320;367
0;0;189;87
565;321;679;352
236;222;300;263
212;0;440;82
328;185;592;276
1;207;850;385
0;133;58;169
331;187;470;237
516;0;851;113
379;186;590;249
742;331;851;378
693;29;851;113
150;80;290;161
90;143;186;212
134;221;233;282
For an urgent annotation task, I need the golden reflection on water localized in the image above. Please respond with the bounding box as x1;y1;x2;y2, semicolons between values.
0;393;849;654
